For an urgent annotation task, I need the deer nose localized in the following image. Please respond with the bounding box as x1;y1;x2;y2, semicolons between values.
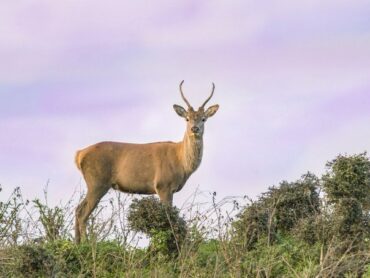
191;126;200;133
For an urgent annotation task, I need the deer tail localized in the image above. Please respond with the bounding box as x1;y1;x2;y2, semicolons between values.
75;150;84;171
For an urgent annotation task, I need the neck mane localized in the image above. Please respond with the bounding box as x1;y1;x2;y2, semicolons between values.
181;131;204;174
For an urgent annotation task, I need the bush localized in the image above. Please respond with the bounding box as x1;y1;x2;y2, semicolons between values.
15;244;55;276
33;199;65;242
195;239;220;268
127;197;187;256
323;153;370;206
0;186;24;245
241;236;320;277
233;173;321;248
232;201;269;250
323;153;370;240
1;152;370;277
265;172;320;234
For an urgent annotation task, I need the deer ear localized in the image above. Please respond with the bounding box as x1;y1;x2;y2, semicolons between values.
205;104;219;118
173;104;187;118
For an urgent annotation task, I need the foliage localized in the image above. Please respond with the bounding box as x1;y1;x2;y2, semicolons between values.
195;239;220;268
269;172;320;233
323;153;370;240
127;196;187;256
241;236;321;277
232;201;269;250
0;186;24;245
233;172;321;248
323;153;370;206
33;199;65;242
15;244;55;276
0;153;370;277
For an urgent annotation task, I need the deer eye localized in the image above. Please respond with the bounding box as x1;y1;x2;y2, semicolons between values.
186;118;189;121
202;118;206;122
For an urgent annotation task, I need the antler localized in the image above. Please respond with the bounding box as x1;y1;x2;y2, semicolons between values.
179;80;193;109
200;82;215;109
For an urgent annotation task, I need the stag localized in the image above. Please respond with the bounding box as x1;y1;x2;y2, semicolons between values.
74;81;219;243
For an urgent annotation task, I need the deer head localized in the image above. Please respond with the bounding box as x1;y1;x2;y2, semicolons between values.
173;80;219;138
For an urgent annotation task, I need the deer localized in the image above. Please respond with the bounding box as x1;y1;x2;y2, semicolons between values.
74;81;219;243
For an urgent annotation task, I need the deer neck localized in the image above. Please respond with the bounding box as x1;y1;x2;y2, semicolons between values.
181;131;204;174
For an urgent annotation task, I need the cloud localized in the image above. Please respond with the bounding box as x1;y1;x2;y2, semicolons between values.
1;0;370;205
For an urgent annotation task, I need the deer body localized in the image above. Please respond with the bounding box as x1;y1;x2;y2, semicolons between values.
75;81;219;243
75;135;203;198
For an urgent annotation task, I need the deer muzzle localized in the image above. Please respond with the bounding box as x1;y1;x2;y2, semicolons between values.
191;126;200;133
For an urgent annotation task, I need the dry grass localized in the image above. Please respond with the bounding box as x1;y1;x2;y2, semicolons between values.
0;179;369;277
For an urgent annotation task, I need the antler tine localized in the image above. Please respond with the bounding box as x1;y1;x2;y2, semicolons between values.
200;82;215;109
179;80;192;109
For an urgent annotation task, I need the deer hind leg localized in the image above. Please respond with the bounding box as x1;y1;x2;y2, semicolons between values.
75;185;109;243
75;198;87;244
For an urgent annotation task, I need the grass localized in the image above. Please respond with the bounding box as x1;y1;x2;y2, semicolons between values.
1;153;370;277
0;187;368;277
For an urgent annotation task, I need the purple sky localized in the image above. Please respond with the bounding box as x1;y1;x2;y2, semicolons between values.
1;1;370;206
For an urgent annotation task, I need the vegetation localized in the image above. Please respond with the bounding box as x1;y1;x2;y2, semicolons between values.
1;153;370;277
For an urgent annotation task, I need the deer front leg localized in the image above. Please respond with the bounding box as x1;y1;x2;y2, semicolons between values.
156;187;174;206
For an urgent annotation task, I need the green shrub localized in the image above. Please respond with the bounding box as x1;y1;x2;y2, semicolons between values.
232;201;269;250
0;186;24;245
33;199;66;242
15;244;55;277
195;239;220;268
127;197;187;256
1;152;370;277
323;153;370;240
241;236;320;277
233;173;321;248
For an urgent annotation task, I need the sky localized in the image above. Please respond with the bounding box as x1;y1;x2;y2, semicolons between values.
1;0;370;207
